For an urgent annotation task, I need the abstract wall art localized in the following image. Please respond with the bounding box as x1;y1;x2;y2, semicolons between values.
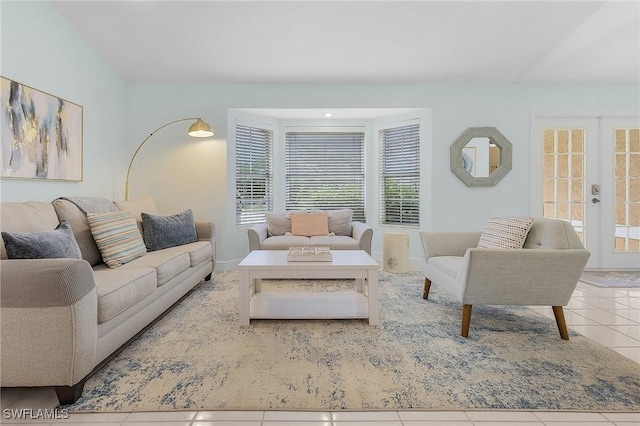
1;77;83;181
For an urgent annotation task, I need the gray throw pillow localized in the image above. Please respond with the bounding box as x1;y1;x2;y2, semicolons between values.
1;220;82;259
141;209;197;251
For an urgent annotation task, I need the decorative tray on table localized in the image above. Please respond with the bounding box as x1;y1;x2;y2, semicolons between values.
287;246;333;262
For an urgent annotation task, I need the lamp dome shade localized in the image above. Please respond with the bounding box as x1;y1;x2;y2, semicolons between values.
188;119;214;137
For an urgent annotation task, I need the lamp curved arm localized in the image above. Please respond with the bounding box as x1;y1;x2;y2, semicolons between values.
125;117;201;200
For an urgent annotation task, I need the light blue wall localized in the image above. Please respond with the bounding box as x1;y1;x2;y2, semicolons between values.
0;0;128;202
127;83;639;269
1;1;638;269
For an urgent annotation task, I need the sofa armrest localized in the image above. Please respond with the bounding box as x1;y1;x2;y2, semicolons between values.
352;222;373;255
421;231;482;259
195;220;216;259
456;248;591;305
0;259;98;387
248;223;269;252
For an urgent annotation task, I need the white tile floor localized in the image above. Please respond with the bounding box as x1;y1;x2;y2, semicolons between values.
1;281;639;425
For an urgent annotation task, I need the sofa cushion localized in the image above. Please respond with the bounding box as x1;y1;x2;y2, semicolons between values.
52;198;104;266
524;218;585;250
310;235;360;250
477;216;534;249
121;250;190;286
0;202;61;259
165;241;213;267
87;209;147;268
114;196;158;236
141;209;197;251
266;211;291;236
261;235;311;250
1;220;82;260
290;211;330;236
327;209;353;236
428;256;464;278
92;264;156;323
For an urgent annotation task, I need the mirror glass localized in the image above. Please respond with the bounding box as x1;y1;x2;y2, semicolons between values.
461;137;502;178
451;127;512;187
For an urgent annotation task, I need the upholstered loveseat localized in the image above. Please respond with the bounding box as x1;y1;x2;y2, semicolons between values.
248;209;373;254
0;196;215;405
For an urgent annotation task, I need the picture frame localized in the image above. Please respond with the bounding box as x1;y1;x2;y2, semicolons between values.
1;77;83;181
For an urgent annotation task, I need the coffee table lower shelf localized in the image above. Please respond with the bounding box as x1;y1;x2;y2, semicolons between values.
250;291;369;320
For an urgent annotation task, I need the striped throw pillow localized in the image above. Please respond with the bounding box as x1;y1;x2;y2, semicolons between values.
477;217;535;249
87;209;147;268
290;212;330;237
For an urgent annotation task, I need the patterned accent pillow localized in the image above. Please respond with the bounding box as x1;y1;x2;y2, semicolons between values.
87;209;147;268
290;212;330;237
477;217;535;249
1;220;82;260
141;209;197;251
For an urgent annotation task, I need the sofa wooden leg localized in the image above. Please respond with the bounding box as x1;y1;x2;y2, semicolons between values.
461;304;472;338
205;273;212;281
422;278;432;299
552;305;570;340
54;378;86;406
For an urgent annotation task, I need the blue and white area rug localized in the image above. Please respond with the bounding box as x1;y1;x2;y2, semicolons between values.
68;271;640;412
580;270;640;288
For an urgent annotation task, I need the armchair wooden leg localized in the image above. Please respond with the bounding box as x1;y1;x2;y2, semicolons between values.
422;278;432;299
461;304;472;338
552;306;570;340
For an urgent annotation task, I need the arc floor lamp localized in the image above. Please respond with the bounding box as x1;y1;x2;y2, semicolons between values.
124;117;214;200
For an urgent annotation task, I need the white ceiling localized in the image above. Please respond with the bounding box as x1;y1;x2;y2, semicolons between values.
51;0;640;84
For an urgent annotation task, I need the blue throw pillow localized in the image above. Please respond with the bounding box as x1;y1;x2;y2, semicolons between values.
1;220;82;259
141;209;197;251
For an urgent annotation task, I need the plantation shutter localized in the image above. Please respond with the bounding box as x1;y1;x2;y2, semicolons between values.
379;121;420;226
285;130;365;222
235;123;273;226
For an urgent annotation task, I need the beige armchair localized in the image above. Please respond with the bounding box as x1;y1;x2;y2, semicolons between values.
420;218;590;340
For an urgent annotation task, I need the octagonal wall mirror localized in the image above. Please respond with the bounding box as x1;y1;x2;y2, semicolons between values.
450;127;512;187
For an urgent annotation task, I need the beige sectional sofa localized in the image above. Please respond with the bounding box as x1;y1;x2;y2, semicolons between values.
248;209;373;254
0;196;215;405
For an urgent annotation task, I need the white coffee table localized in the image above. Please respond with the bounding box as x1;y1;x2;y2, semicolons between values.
237;250;380;325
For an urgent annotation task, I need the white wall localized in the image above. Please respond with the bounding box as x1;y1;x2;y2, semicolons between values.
0;1;128;202
127;83;639;269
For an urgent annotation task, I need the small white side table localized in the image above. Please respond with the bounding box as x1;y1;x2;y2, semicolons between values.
383;233;409;273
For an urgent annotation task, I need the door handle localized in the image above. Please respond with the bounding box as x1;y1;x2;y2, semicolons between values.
592;198;600;204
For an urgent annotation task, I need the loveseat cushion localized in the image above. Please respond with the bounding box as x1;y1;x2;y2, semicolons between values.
266;212;291;236
327;209;353;236
120;250;190;286
428;256;463;278
164;241;213;267
92;265;156;323
261;235;311;250
310;235;360;250
477;216;534;249
290;211;330;236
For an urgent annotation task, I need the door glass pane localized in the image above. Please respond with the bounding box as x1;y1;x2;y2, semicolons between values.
542;128;586;243
613;128;640;252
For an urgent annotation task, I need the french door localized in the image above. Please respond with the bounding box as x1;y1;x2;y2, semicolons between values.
532;115;640;269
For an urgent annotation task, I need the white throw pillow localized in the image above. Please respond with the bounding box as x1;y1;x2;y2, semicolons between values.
477;216;535;249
